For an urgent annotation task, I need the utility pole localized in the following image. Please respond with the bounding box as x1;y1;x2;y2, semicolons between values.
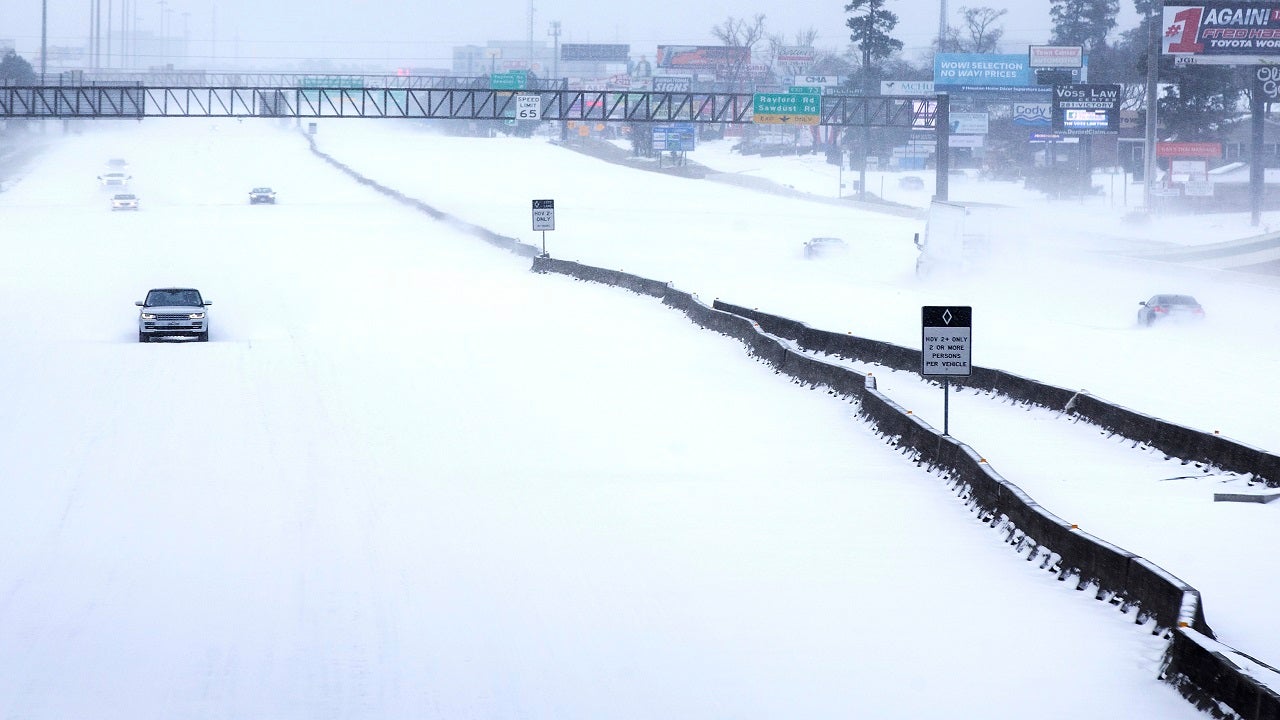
548;20;560;80
40;0;47;80
527;0;535;71
938;0;948;50
549;20;565;141
157;0;168;67
1143;2;1159;215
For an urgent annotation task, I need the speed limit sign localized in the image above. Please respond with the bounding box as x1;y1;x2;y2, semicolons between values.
516;94;541;120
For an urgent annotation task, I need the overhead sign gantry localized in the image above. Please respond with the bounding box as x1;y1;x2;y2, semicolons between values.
0;85;938;130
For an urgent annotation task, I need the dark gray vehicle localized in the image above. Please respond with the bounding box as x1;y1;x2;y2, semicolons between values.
249;187;277;204
1137;294;1204;326
136;288;211;342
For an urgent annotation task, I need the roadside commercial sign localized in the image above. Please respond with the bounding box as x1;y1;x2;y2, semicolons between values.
1029;45;1084;68
752;92;821;125
948;112;989;134
515;94;541;121
777;46;815;63
922;306;972;377
652;75;691;93
1156;141;1223;158
881;80;935;95
560;43;630;62
656;45;750;72
1254;65;1280;100
1052;83;1121;134
949;134;985;148
532;199;555;231
934;53;1087;94
651;123;696;152
1012;101;1052;127
1185;180;1215;196
1162;2;1280;65
792;74;839;87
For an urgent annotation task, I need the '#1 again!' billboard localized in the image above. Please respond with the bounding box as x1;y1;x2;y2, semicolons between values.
1163;2;1280;65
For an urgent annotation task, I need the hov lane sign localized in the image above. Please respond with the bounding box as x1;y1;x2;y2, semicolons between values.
922;306;972;376
532;199;555;231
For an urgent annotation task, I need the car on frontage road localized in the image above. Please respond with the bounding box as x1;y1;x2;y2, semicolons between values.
1137;294;1205;326
249;187;277;204
136;287;211;342
803;236;849;259
111;193;139;211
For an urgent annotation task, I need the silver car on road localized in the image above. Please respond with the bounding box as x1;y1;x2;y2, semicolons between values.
136;287;211;342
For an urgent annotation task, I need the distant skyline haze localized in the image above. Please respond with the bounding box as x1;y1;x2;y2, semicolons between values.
7;0;1141;72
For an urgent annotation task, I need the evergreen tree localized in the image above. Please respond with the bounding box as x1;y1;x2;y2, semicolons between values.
844;0;904;92
0;51;36;84
1049;0;1120;51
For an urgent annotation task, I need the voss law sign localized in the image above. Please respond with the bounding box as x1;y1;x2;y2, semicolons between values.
1163;2;1280;65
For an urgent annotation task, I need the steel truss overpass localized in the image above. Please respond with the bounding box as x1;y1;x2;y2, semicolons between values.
0;85;952;198
0;86;940;129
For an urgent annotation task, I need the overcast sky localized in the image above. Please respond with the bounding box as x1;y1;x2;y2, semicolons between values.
7;0;1142;71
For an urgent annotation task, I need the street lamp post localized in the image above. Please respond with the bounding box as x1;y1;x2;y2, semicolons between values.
1143;3;1159;214
40;0;48;80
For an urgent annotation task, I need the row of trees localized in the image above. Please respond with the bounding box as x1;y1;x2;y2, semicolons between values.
713;0;1248;145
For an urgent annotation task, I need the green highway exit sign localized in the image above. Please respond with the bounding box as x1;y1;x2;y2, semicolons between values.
752;92;821;125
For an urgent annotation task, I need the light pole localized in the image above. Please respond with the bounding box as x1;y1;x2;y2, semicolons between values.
548;20;560;80
157;0;168;67
40;0;47;80
1143;2;1159;214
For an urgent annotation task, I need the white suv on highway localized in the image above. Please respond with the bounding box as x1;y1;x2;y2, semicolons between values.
136;287;211;342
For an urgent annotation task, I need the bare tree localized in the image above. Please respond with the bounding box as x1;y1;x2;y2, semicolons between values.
938;6;1007;54
958;6;1006;53
711;14;767;89
767;27;820;75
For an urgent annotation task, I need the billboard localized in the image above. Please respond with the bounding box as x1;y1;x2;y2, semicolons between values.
1029;45;1084;68
656;45;750;72
776;46;814;63
1051;84;1121;134
1012;101;1052;127
1156;141;1223;158
934;53;1086;94
561;44;630;62
652;75;691;92
949;112;989;134
1162;2;1280;65
881;80;935;96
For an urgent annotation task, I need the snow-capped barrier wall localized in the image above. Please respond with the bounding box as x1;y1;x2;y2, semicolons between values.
304;134;541;258
530;256;1279;720
714;301;1280;488
301;132;1278;717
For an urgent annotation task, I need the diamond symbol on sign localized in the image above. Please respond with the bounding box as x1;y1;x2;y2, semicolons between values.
942;309;953;325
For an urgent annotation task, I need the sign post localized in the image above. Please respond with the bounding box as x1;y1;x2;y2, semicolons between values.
532;199;555;256
921;306;972;436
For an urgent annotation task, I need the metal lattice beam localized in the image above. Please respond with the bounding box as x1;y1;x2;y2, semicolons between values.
0;86;938;128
